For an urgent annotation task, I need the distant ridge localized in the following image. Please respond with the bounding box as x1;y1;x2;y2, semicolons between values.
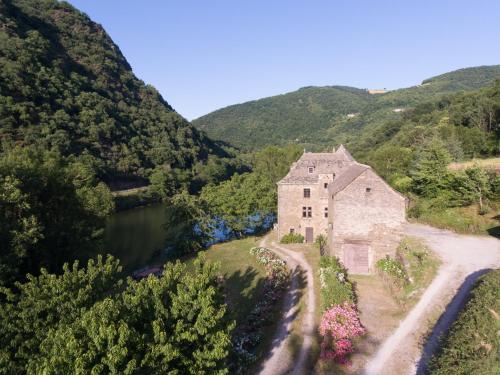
193;65;500;151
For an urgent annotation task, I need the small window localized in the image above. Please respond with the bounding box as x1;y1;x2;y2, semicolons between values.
307;207;312;218
290;228;295;234
324;207;328;218
302;206;307;218
324;183;328;189
308;166;314;174
366;187;372;193
304;188;311;198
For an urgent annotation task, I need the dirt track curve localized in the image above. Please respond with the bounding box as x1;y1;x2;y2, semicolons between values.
364;223;500;375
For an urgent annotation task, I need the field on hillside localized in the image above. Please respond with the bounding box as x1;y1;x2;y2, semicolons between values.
448;157;500;173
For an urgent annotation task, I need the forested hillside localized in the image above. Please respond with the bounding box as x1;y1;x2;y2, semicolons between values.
0;0;237;189
193;65;500;151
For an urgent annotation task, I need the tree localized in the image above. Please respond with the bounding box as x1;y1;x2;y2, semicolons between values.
0;147;114;286
163;191;212;255
453;167;493;212
0;256;233;374
410;139;453;199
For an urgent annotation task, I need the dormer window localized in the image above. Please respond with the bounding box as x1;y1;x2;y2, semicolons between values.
366;187;372;193
308;167;314;174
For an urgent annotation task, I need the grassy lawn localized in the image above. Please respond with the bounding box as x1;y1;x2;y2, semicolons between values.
415;203;500;238
189;236;267;326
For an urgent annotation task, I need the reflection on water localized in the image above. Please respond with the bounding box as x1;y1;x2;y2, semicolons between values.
103;203;171;272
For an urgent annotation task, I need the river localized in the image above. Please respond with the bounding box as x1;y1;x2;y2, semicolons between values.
103;203;171;272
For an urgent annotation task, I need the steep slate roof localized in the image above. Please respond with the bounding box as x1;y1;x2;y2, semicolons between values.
335;144;355;162
278;145;356;184
328;163;370;195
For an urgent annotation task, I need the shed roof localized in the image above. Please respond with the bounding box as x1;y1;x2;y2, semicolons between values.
328;163;370;195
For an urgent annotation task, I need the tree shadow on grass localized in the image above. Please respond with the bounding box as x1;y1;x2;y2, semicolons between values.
225;266;265;325
415;268;491;375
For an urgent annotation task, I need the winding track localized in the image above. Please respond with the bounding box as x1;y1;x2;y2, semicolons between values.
258;236;316;375
364;223;500;375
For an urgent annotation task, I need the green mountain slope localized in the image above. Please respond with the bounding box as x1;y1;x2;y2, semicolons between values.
0;0;229;186
193;65;500;151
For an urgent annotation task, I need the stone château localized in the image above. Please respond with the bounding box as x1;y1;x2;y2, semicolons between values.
277;146;407;274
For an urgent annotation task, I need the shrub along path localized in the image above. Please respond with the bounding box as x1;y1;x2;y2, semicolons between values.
256;235;316;375
364;223;500;375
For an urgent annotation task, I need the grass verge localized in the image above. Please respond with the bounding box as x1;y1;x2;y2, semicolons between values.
429;269;500;374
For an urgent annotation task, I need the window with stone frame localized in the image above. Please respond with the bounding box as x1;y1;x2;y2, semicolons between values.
304;188;311;198
302;206;312;218
290;228;295;234
308;166;314;173
324;182;328;189
324;207;328;218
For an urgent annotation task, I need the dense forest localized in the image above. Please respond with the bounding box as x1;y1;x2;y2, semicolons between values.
0;0;242;191
193;66;500;152
0;1;238;372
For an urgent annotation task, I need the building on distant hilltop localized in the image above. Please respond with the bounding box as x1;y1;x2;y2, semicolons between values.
277;145;407;274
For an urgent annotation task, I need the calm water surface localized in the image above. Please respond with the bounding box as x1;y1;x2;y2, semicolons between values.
103;203;171;272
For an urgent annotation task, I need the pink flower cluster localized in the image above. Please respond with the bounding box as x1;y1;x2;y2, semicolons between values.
319;302;365;364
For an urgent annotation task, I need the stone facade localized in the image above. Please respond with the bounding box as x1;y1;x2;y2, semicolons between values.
277;146;407;274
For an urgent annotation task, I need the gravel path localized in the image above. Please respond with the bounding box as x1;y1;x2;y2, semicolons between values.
363;223;500;375
257;236;316;375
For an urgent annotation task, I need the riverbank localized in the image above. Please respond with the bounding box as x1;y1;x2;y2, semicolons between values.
111;185;160;211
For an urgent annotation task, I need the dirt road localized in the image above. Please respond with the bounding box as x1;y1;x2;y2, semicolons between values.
364;223;500;375
257;236;316;375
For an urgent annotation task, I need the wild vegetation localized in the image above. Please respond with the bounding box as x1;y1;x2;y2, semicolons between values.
0;147;114;286
0;255;233;374
198;145;302;236
193;66;500;153
280;232;305;244
376;237;440;307
0;0;241;193
429;269;499;374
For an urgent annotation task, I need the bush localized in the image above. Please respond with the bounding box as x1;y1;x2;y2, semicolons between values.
317;256;363;366
319;302;366;364
315;234;328;255
430;269;500;374
280;232;304;244
318;257;356;311
376;255;409;287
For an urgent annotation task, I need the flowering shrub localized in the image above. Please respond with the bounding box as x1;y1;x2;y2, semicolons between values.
319;256;355;310
250;247;289;288
231;247;290;372
319;302;365;364
376;255;408;287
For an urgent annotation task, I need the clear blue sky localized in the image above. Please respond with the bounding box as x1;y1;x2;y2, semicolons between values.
68;0;500;120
